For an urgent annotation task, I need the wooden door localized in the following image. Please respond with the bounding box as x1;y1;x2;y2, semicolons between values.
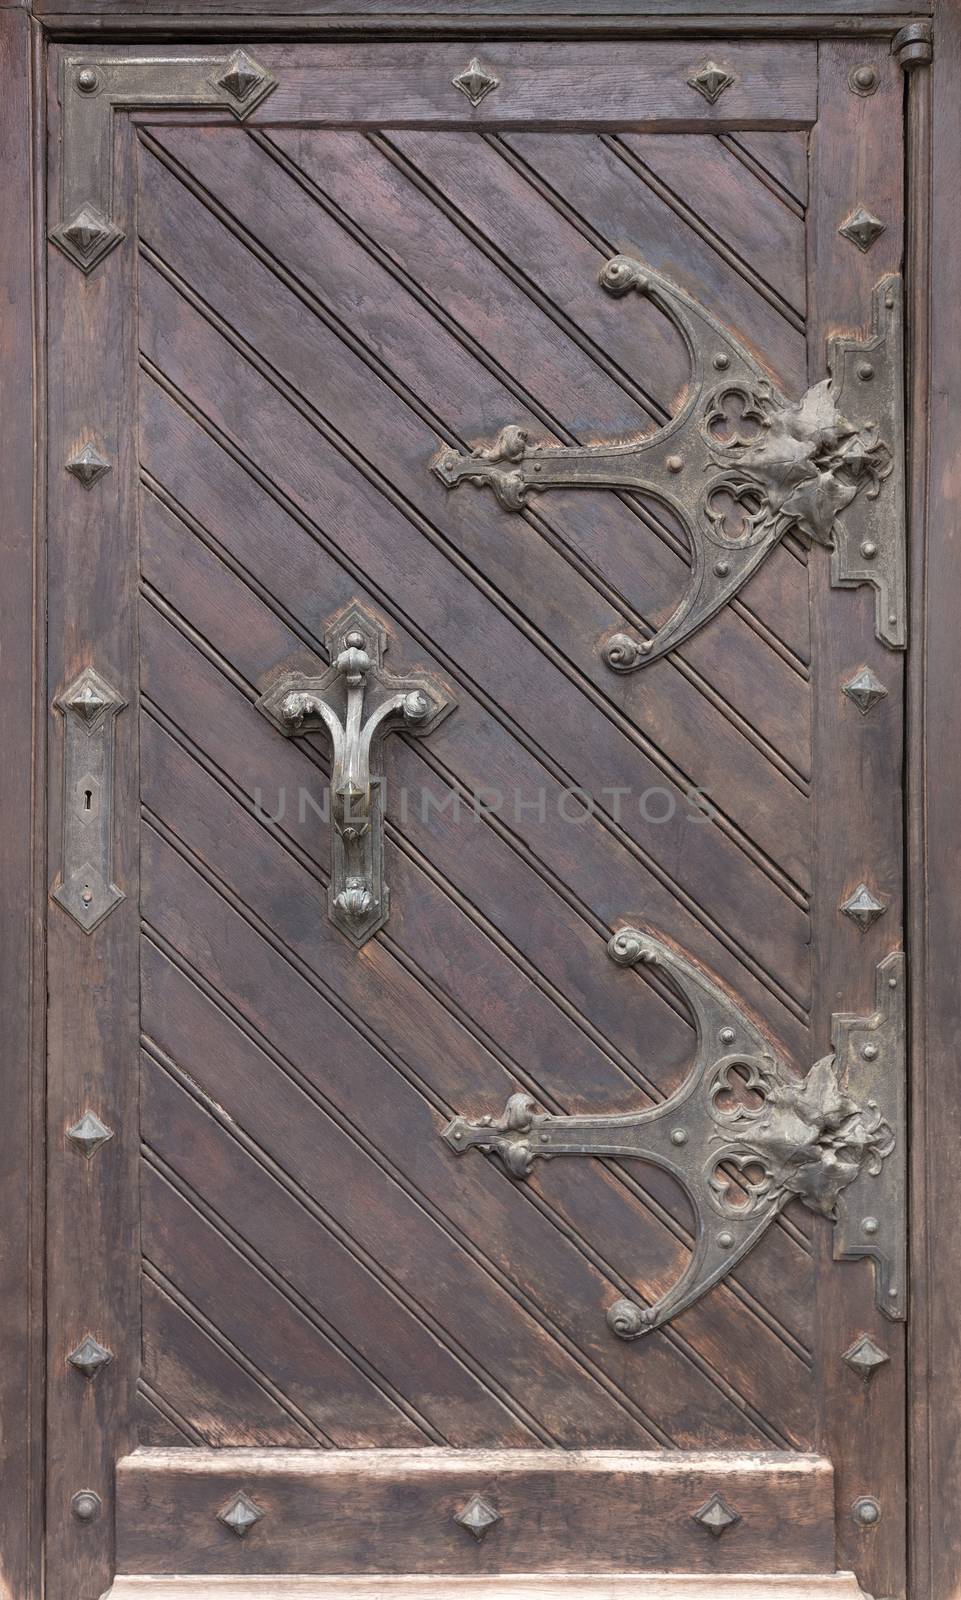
6;8;947;1598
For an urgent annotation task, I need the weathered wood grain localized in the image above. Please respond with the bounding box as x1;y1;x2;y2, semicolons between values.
114;1448;836;1575
0;12;44;1600
807;39;906;1600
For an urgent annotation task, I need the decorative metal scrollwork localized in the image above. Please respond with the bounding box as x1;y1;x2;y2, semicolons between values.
432;257;905;665
257;600;454;947
444;930;905;1336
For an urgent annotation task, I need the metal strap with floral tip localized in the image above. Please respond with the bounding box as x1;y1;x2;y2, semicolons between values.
444;930;905;1337
432;257;905;668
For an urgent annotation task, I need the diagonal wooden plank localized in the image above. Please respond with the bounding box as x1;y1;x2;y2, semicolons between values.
139;716;814;1442
141;1143;440;1447
137;413;813;1037
140;130;812;800
140;862;808;1449
138;558;815;1262
260;125;812;768
134;200;814;919
727;131;809;209
142;1030;673;1448
611;133;806;313
140;1273;322;1447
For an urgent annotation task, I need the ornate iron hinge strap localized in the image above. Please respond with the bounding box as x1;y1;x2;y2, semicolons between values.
257;601;454;946
433;257;905;666
444;930;905;1337
50;51;278;272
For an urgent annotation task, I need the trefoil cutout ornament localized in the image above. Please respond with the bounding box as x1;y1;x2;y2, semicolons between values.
433;257;905;666
444;930;905;1337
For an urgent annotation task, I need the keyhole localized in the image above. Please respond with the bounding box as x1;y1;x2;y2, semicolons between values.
83;789;93;812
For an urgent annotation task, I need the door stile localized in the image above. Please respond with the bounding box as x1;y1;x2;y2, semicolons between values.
0;12;47;1600
808;37;908;1600
45;89;142;1600
911;3;961;1597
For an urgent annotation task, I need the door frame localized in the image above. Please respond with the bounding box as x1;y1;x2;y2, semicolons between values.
1;2;957;1596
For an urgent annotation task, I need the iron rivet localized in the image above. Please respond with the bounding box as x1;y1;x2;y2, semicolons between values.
888;976;898;988
72;1490;102;1522
857;361;875;381
719;1027;736;1044
344;631;365;648
849;64;879;95
853;1496;881;1527
671;1128;688;1146
713;352;730;370
714;560;730;577
717;1230;735;1249
77;67;99;93
667;455;684;473
862;1216;879;1236
885;292;895;308
861;1042;879;1060
860;540;878;559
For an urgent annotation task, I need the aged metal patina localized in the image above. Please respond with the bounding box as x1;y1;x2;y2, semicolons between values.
257;600;455;947
444;930;905;1336
433;256;905;665
52;666;127;932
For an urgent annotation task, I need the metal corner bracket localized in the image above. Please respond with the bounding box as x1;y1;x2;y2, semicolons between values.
444;930;906;1337
50;50;279;273
433;257;906;665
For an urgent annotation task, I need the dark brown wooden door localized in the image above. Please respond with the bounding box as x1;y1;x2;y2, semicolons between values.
42;29;912;1600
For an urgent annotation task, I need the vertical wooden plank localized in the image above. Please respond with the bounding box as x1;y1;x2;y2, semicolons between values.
913;5;961;1598
44;61;141;1600
808;39;906;1600
0;10;44;1600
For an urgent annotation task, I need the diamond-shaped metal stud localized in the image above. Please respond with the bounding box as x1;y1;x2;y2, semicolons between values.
843;666;888;716
452;57;500;107
67;1335;113;1380
687;62;735;103
838;207;886;253
212;50;278;120
218;1490;265;1537
50;204;124;274
65;444;112;489
841;883;887;931
65;1111;114;1159
842;1333;890;1381
58;666;124;729
454;1492;501;1540
692;1492;741;1537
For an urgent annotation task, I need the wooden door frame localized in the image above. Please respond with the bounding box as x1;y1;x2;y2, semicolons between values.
1;2;958;1596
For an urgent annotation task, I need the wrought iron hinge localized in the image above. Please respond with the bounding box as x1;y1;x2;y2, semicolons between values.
257;600;455;946
433;258;906;666
444;931;906;1338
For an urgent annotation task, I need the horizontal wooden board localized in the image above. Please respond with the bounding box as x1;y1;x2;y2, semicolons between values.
37;1;931;18
105;1578;869;1600
115;1449;835;1575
